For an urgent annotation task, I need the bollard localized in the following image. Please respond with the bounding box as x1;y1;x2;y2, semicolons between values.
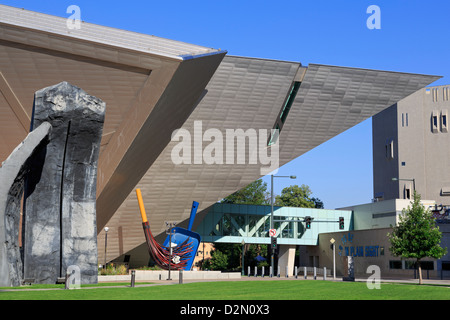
254;266;258;277
285;266;289;278
179;269;183;284
314;267;317;280
270;266;273;278
304;266;307;279
323;267;327;281
262;266;265;278
277;266;280;278
248;266;251;277
295;266;298;279
131;270;136;287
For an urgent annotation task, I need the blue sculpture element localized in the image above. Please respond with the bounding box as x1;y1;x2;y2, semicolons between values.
163;201;201;271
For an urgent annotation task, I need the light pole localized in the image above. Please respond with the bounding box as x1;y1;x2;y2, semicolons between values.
165;222;176;280
104;227;109;270
392;177;416;198
270;174;296;276
241;240;245;276
330;238;336;280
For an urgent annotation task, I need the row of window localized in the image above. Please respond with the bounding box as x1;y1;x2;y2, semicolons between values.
428;87;450;102
389;260;434;270
431;110;448;133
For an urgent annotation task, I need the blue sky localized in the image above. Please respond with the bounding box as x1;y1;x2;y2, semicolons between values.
2;0;449;208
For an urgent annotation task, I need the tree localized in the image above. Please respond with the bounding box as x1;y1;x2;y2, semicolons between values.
388;192;447;284
275;184;323;208
221;179;269;205
209;249;228;270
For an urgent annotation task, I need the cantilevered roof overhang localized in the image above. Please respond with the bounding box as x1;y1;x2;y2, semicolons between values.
0;5;226;235
101;56;440;263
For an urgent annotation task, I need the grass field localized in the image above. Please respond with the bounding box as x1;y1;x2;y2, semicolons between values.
1;280;449;300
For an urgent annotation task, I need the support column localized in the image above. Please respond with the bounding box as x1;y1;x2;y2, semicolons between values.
277;245;296;277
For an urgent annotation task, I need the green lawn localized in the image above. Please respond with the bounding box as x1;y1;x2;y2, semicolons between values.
0;280;449;300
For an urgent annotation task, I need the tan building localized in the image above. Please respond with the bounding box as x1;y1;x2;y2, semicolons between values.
373;85;450;205
301;199;450;279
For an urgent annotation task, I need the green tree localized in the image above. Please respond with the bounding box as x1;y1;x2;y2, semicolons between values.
388;192;447;284
275;184;323;208
221;179;269;205
209;249;228;270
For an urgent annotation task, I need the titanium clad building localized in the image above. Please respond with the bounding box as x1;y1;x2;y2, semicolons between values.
0;5;441;268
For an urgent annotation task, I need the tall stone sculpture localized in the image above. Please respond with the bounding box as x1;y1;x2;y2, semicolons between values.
0;122;52;287
23;82;105;284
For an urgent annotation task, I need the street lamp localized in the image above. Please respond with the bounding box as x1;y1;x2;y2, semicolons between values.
270;174;296;276
241;240;245;276
165;222;177;280
104;227;109;270
330;238;336;280
392;177;416;198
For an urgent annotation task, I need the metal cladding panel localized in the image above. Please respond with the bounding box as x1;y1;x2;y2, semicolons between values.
278;64;442;164
96;51;227;230
0;5;220;60
99;56;301;261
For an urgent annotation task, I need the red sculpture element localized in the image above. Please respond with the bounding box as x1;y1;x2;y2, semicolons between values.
142;221;194;270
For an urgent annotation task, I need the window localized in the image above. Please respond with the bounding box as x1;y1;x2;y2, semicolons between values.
444;87;449;101
401;161;406;166
405;188;411;200
432;88;439;102
401;113;409;127
389;261;402;269
385;139;394;159
442;261;450;271
279;82;301;124
268;124;280;146
441;110;448;133
268;81;301;146
432;110;439;133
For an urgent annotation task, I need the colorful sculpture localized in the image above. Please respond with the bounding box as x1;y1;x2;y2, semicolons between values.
136;189;201;270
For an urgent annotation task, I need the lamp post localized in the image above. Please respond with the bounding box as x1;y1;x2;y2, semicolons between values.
104;227;109;270
392;177;416;198
241;240;245;276
165;222;176;280
270;174;296;276
330;238;336;280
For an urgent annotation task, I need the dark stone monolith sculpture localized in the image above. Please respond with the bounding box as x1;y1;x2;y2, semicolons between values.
0;122;51;287
23;82;105;284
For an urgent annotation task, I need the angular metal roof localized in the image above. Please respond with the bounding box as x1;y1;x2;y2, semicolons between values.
0;5;222;60
279;64;442;164
100;57;440;262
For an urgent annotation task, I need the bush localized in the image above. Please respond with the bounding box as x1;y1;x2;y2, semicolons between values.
99;263;128;275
